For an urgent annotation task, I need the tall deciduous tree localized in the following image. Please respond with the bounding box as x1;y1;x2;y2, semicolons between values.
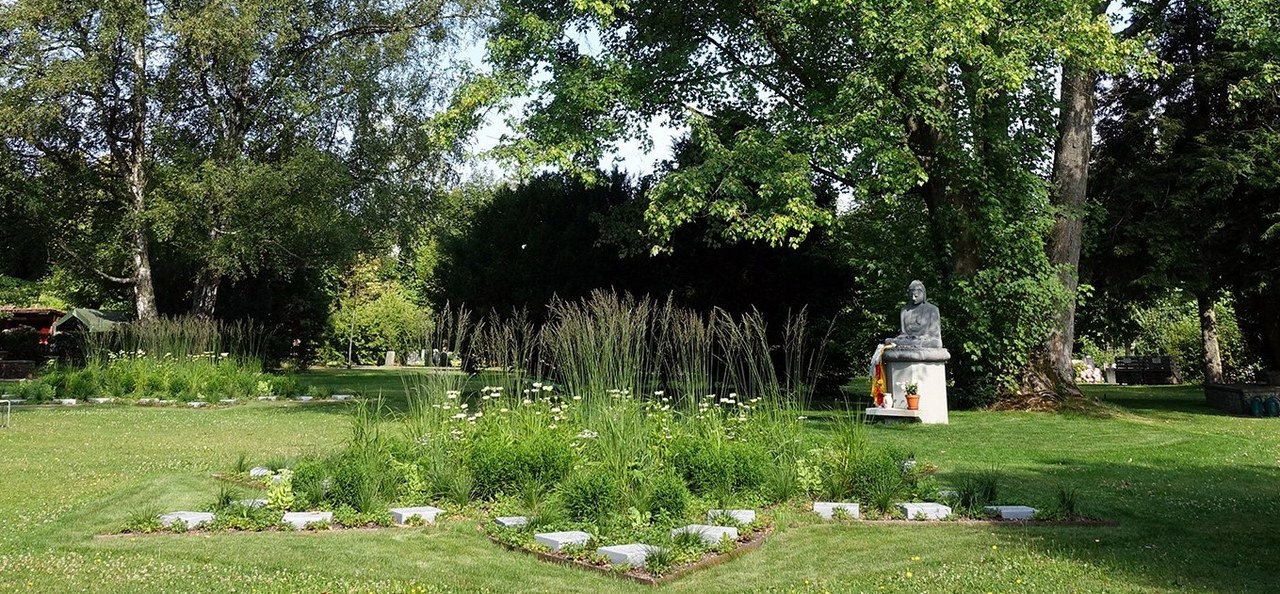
1;0;487;318
482;0;1147;402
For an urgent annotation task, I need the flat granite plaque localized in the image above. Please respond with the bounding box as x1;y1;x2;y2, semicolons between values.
495;516;529;528
671;524;738;546
984;505;1037;520
389;506;443;524
813;502;861;520
899;502;952;520
534;530;592;551
282;511;332;529
707;509;756;524
159;511;214;529
598;543;655;567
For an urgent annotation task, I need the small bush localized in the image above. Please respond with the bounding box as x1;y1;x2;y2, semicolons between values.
467;432;573;499
558;467;620;524
645;470;691;520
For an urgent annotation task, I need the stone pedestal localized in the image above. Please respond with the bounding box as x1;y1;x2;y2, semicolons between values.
881;349;949;424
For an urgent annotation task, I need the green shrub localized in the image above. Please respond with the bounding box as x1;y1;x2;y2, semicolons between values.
291;458;334;509
558;466;620;524
670;437;733;495
645;470;691;520
467;432;572;499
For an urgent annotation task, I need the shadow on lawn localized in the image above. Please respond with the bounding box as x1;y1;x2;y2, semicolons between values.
992;460;1280;594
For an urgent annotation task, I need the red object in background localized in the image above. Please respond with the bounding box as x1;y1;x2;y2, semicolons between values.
0;307;65;344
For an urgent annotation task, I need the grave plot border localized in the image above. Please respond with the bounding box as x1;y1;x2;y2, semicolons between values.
481;523;773;586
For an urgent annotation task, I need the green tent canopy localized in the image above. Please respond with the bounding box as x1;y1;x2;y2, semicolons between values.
53;309;130;333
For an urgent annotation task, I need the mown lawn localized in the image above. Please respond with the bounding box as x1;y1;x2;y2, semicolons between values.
1;371;1277;593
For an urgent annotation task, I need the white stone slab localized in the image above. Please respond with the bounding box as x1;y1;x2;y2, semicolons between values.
256;395;277;401
331;394;354;401
295;396;313;402
598;543;655;567
188;401;206;408
671;524;738;546
389;506;443;525
707;509;756;524
137;398;158;405
238;498;268;509
219;398;237;405
55;399;77;406
495;516;529;528
886;361;949;424
984;505;1038;520
248;467;272;478
88;397;113;404
159;511;214;529
534;530;592;551
281;511;332;529
899;502;952;520
813;502;861;520
157;399;175;405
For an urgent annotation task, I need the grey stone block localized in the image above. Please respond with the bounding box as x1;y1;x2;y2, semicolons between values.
813;502;861;520
707;509;756;524
188;401;206;408
256;396;277;401
159;511;214;529
281;511;332;529
137;398;158;405
534;530;592;551
899;502;952;520
671;524;738;546
984;505;1037;520
219;399;237;405
389;506;443;525
295;396;313;402
157;399;175;405
89;397;113;404
331;394;354;401
495;516;529;528
55;399;77;406
598;543;655;567
249;467;272;478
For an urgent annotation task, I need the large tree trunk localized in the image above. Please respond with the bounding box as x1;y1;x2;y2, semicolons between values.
1018;59;1096;401
192;260;220;318
128;39;159;321
1197;292;1224;384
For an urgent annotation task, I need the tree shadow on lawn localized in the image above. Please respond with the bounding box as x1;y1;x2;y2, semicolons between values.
988;460;1280;594
1082;384;1234;418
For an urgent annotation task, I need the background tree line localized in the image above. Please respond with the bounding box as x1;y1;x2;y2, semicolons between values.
2;0;1276;403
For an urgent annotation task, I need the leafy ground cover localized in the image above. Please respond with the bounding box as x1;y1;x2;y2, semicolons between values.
1;381;1278;593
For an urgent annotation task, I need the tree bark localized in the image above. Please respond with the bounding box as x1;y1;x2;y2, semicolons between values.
1017;59;1096;401
128;38;159;321
1197;292;1224;384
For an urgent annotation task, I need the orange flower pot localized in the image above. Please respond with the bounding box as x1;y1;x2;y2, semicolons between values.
905;394;921;410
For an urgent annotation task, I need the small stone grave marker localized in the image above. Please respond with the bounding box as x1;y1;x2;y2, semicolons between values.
534;530;592;552
157;399;175;405
256;395;277;401
671;524;738;546
159;511;214;529
983;505;1037;520
707;509;756;524
295;396;313;402
598;543;655;568
188;401;206;408
813;502;861;520
248;467;272;478
282;511;332;529
219;398;236;405
138;398;158;405
55;399;77;406
331;394;354;401
89;397;113;404
495;516;529;528
899;502;952;520
389;506;443;525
